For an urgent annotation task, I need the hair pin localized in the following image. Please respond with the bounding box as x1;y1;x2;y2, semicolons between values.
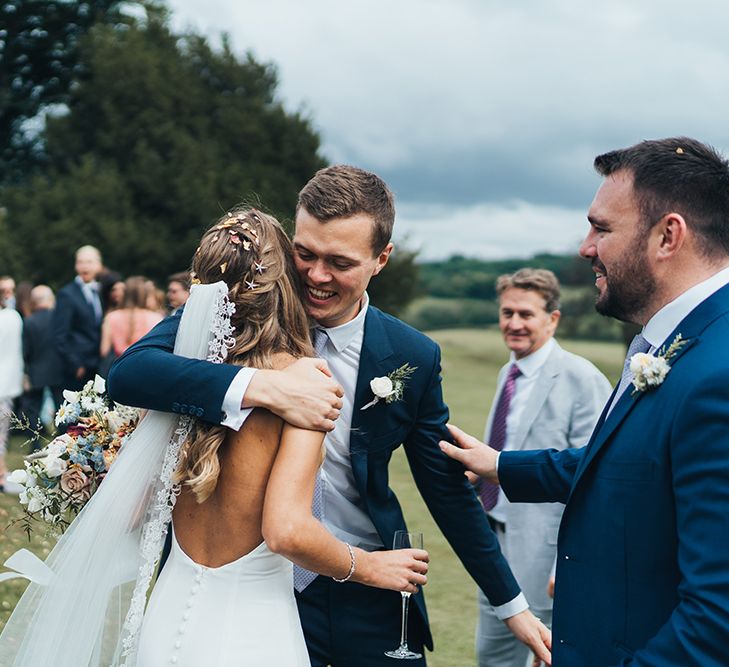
220;262;227;274
245;279;259;291
254;261;267;274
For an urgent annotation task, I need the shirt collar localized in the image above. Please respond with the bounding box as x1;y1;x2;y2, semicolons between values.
509;336;555;377
75;275;98;290
315;292;370;353
642;264;729;349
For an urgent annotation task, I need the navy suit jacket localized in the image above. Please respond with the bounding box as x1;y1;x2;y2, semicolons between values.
499;283;729;666
108;305;522;649
23;308;63;389
52;281;101;381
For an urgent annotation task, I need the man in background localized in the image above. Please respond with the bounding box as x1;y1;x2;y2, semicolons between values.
53;245;104;390
22;285;63;444
474;268;610;667
0;276;16;311
166;271;190;315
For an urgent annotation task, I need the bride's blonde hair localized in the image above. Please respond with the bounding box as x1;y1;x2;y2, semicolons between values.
174;207;313;502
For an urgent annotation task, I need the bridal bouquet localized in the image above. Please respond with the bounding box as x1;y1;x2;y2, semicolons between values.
8;375;140;535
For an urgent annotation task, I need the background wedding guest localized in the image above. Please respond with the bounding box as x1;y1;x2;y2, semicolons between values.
98;269;125;314
0;276;16;311
21;285;63;446
473;268;610;667
100;275;163;363
52;245;104;390
144;279;166;315
441;137;729;666
14;281;34;319
0;289;23;491
166;271;190;315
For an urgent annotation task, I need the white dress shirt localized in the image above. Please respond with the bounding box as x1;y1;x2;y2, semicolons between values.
489;338;556;525
606;264;729;412
642;264;729;349
315;293;385;550
75;275;102;322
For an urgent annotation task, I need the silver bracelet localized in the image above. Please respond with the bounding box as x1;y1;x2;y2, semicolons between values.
332;543;356;583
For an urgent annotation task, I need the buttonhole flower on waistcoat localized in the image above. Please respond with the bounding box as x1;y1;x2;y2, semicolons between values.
630;333;687;394
360;363;417;410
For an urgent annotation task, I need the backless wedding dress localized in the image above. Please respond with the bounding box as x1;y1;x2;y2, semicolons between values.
0;283;310;666
137;530;310;666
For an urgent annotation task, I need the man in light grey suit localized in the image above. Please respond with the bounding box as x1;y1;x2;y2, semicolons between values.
475;268;611;667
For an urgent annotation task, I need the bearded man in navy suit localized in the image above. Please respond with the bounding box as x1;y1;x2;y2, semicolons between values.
108;166;551;666
441;137;729;666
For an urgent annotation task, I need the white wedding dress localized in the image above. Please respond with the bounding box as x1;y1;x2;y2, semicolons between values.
0;283;311;667
136;529;311;666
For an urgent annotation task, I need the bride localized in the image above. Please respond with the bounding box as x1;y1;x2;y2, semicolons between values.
0;208;428;666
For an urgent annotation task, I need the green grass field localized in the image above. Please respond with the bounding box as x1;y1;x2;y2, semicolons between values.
0;328;624;665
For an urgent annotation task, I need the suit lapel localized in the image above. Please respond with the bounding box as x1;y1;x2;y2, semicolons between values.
72;281;96;321
568;284;728;494
350;307;395;454
510;344;562;451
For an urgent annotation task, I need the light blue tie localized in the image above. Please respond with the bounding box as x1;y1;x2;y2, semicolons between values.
293;329;329;592
607;333;651;416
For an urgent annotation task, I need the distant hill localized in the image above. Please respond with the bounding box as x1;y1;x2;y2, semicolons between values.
402;253;624;342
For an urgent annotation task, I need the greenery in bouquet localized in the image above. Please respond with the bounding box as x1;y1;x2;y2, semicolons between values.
7;376;140;537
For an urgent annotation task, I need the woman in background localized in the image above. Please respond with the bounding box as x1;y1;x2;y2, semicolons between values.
0;290;23;490
100;276;163;363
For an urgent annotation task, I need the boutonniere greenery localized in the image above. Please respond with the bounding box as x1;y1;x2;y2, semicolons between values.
360;363;417;411
630;333;688;394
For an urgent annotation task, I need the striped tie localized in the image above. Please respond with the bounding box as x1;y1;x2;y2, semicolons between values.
480;363;521;512
293;329;329;592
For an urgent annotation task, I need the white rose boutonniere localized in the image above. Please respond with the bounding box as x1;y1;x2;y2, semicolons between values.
630;333;688;394
361;363;417;410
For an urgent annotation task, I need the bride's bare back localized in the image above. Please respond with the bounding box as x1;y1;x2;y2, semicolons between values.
172;357;291;568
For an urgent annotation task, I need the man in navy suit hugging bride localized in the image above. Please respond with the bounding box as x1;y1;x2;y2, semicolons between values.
108;165;551;665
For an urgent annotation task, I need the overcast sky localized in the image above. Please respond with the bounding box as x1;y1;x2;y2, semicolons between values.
166;0;729;260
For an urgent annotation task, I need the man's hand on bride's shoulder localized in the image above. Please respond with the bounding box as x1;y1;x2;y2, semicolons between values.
354;547;429;594
245;357;344;431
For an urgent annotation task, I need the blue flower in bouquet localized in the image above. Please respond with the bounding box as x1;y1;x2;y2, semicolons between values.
90;447;106;473
69;449;87;466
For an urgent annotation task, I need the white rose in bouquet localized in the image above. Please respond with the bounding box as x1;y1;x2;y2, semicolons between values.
8;468;28;485
93;375;106;394
105;410;126;434
43;455;68;478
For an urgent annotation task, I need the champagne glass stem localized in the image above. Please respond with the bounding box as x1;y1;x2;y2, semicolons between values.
399;592;411;651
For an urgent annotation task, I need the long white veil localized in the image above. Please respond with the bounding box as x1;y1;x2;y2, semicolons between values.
0;282;235;667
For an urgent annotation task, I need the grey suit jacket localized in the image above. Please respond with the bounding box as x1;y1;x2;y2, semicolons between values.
485;340;611;611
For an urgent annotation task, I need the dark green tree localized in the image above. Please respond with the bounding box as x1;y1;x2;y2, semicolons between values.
368;245;420;317
0;0;139;183
3;12;326;286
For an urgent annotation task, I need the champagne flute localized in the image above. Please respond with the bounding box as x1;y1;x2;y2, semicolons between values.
385;530;424;660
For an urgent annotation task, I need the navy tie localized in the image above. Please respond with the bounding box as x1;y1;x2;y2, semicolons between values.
480;363;521;512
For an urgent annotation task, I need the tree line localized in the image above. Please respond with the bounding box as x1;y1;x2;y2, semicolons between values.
0;1;616;339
